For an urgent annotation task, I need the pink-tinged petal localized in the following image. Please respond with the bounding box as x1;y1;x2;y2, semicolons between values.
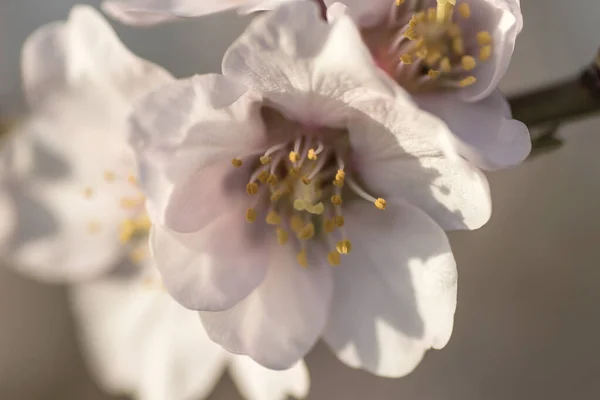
415;90;531;170
323;0;392;27
349;94;491;231
323;201;457;378
1;91;140;282
21;5;172;106
459;0;522;101
200;240;333;369
229;357;310;400
129;74;266;229
222;0;390;126
70;266;229;400
150;208;269;311
101;0;279;26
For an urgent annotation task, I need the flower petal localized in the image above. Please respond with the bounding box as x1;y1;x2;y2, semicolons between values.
21;5;172;106
150;213;269;311
101;0;279;26
229;357;310;400
349;94;491;231
415;90;531;170
459;0;522;101
222;0;391;126
200;240;333;369
323;201;457;378
323;0;392;27
1;91;140;282
129;74;266;230
70;265;229;400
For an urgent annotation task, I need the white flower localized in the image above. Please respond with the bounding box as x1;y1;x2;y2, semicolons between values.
101;0;302;26
325;0;530;170
0;6;310;399
130;1;491;378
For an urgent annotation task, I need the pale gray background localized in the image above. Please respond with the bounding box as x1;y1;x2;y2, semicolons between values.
1;0;600;399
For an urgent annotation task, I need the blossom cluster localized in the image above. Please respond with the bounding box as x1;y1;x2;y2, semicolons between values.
0;0;529;399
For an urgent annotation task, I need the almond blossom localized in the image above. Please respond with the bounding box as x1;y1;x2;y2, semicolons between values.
130;0;492;377
0;6;309;399
326;0;530;169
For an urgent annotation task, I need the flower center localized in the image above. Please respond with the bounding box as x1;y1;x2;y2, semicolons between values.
232;129;386;268
364;0;493;92
83;170;150;263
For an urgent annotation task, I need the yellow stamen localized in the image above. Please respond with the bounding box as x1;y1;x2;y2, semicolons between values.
459;76;477;87
435;0;455;22
87;220;101;234
461;55;476;71
331;195;343;206
246;182;259;196
404;29;417;40
293;199;306;211
428;69;441;79
260;155;272;165
267;174;278;186
129;246;147;263
400;54;413;64
307;202;325;215
257;170;269;184
134;214;152;232
119;219;136;243
266;210;281;225
323;219;336;233
231;158;243;167
457;3;470;18
335;169;345;181
327;251;341;266
104;170;116;182
425;50;442;66
301;176;311;185
439;57;452;73
276;228;288;245
395;0;405;5
83;187;93;198
374;198;387;210
307;149;317;161
297;222;315;240
334;215;345;227
288;167;299;177
479;45;492;61
452;38;465;55
333;179;344;188
336;240;352;255
476;31;492;46
289;151;300;163
296;249;308;267
245;208;257;223
290;215;305;233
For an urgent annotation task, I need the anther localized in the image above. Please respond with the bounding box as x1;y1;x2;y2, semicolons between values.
374;198;387;210
457;2;470;18
260;155;272;165
257;170;269;184
327;251;341;266
301;176;311;185
104;170;116;182
245;208;257;223
276;228;288;245
134;214;152;232
404;29;417;40
246;182;259;196
476;31;492;46
307;202;325;215
231;158;243;167
296;249;308;267
307;149;317;161
331;195;343;206
290;215;305;233
459;76;477;87
267;174;278;186
336;169;345;181
266;210;281;225
479;45;492;61
400;54;414;64
334;215;345;227
439;57;451;73
428;69;441;79
333;179;344;188
297;222;315;240
83;187;93;198
336;240;352;255
293;199;306;211
289;151;300;163
461;55;476;71
119;219;135;243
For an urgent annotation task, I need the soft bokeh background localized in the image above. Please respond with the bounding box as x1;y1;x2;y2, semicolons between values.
1;0;600;399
